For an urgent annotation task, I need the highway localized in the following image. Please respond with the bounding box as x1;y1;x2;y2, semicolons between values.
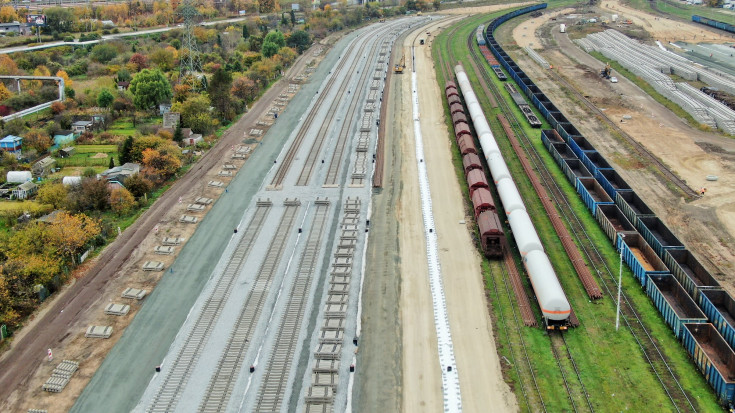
71;17;425;413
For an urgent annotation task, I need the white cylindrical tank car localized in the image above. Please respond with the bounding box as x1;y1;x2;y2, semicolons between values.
524;250;571;321
454;63;571;327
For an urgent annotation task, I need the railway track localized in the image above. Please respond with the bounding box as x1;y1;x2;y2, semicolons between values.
199;201;302;412
269;36;362;188
254;200;331;412
472;22;699;412
543;68;701;200
147;201;272;413
549;332;594;413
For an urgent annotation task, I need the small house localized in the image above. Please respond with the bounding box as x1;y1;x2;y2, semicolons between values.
58;147;75;158
117;81;130;91
53;130;75;147
72;120;93;134
159;103;172;115
12;181;37;200
183;133;203;147
0;135;22;152
0;22;30;36
98;162;141;184
32;157;56;177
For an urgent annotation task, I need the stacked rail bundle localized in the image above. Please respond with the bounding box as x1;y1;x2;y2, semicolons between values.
455;63;572;329
489;4;735;404
503;83;542;127
444;82;504;258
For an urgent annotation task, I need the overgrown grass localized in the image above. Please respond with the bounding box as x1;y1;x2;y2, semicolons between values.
434;8;721;412
73;145;117;153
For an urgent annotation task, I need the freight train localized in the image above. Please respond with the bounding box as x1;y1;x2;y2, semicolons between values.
692;15;735;35
454;63;571;328
445;81;504;258
476;25;486;46
504;83;542;127
488;4;735;405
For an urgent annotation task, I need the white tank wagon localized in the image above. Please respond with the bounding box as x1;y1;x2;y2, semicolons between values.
454;63;571;327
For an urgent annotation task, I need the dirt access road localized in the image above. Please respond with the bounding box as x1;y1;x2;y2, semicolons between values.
507;4;735;292
0;39;332;412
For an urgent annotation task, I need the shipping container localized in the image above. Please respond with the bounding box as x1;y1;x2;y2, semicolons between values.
575;177;614;216
636;216;686;258
467;169;490;196
681;323;735;404
664;249;721;301
646;274;708;339
615;191;655;228
561;158;593;184
698;290;735;351
617;232;669;285
595;204;636;244
596;169;632;199
462;153;483;175
581;151;613;177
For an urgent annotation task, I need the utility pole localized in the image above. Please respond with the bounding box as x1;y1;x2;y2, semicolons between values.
616;233;626;331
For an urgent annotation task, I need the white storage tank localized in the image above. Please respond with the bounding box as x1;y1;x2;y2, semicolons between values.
479;132;500;158
523;250;570;321
7;171;32;183
508;210;543;255
612;14;618;22
487;152;510;182
496;177;525;214
560;23;566;33
62;176;82;186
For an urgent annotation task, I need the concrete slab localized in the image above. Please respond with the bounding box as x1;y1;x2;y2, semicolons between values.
85;326;113;339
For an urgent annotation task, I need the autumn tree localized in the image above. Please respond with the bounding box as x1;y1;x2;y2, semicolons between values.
129;69;172;111
36;183;68;210
0;6;18;23
172;94;211;129
0;55;19;76
231;76;259;102
44;211;101;263
50;101;66;115
275;46;297;67
55;70;73;88
123;173;152;198
0;83;12;101
259;0;277;14
109;187;135;215
67;178;110;212
142;148;181;181
150;47;176;72
24;128;53;153
128;53;149;71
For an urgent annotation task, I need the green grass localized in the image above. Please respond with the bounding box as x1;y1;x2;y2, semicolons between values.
434;7;722;412
73;145;117;153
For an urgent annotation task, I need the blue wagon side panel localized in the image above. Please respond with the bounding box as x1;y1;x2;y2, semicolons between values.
646;274;708;339
698;290;735;352
681;323;735;404
576;177;614;216
581;150;614;177
596;169;632;199
617;232;669;285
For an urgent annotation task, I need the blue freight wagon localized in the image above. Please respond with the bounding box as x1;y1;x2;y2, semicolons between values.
567;135;596;159
581;151;613;178
617;232;670;285
576;177;614;216
595;204;636;244
615;191;655;228
646;274;708;339
681;323;735;405
664;249;721;302
636;216;686;259
698;290;735;352
692;15;735;35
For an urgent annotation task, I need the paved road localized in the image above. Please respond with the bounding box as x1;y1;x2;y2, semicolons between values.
0;35;316;411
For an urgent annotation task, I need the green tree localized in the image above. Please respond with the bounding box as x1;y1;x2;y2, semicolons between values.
242;24;250;39
208;68;233;119
123;173;152;198
172;95;211;130
90;43;118;63
290;10;296;26
261;41;279;58
97;89;114;108
44;7;76;34
119;136;134;165
116;68;132;83
281;13;288;27
173;124;184;143
433;0;440;11
129;69;172;111
68;178;109;212
263;30;286;48
109;157;115;169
